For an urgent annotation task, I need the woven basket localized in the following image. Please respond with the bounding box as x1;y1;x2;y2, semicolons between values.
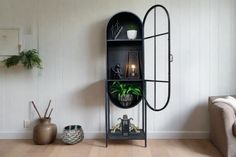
62;125;84;145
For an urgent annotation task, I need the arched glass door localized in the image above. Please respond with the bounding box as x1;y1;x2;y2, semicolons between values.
143;5;173;111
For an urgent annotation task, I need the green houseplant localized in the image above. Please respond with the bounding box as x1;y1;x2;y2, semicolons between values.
2;49;42;69
127;24;138;40
127;24;138;30
110;81;142;107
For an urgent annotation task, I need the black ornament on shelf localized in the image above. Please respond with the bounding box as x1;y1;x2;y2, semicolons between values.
120;115;132;136
111;64;123;79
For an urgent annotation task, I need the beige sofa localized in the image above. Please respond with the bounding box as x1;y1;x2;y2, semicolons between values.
209;96;236;157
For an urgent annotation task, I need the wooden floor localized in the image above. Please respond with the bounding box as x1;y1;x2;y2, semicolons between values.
0;139;222;157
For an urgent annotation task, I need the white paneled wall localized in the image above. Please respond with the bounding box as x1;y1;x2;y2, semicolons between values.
0;0;235;139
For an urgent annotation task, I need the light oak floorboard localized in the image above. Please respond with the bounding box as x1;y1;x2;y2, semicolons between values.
0;139;222;157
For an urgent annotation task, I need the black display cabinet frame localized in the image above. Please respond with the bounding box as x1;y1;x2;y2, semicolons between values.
105;5;172;147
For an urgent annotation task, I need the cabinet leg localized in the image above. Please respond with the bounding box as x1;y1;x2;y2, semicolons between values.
105;134;108;147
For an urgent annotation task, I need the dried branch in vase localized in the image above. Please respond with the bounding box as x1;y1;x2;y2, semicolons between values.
31;99;54;119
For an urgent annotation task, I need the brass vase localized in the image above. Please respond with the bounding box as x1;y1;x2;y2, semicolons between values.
33;118;57;145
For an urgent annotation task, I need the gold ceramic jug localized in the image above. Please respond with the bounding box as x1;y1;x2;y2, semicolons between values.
33;118;57;145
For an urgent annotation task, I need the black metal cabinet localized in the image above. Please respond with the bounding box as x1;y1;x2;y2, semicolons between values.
105;5;172;147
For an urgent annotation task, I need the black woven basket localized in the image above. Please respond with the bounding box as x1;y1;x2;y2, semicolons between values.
62;125;84;145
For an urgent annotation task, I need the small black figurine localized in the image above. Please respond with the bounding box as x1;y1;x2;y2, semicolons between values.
120;115;131;136
111;64;123;79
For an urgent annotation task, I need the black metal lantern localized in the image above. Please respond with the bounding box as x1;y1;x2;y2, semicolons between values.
126;51;140;79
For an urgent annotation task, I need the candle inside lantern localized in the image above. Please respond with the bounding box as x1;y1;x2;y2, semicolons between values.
131;64;136;76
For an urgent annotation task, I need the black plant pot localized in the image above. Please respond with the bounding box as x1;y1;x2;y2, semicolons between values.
118;94;133;107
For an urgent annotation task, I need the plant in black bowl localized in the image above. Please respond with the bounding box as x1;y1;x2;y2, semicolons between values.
110;81;142;107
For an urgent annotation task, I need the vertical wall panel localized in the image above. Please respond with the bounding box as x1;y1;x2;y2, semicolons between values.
217;0;232;95
230;0;236;94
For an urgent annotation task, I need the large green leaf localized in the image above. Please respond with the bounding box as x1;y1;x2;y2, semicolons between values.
110;81;142;99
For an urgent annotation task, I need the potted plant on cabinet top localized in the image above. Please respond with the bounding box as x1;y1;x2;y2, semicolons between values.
110;81;142;107
127;24;138;40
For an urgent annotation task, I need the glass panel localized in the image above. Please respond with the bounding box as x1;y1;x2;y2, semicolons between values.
144;38;154;80
146;81;154;106
144;32;168;81
155;35;168;81
143;9;154;38
146;82;168;110
155;9;169;34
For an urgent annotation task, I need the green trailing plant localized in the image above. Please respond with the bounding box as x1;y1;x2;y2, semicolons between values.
2;49;42;69
127;24;138;30
110;81;142;99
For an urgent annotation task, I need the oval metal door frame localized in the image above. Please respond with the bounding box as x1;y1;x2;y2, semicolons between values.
143;5;172;111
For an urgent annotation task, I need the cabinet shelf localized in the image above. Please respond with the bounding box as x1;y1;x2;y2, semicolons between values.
107;79;142;82
108;129;145;140
107;39;142;42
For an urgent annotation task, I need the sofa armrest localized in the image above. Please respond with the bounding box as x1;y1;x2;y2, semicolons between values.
209;96;236;157
233;122;236;137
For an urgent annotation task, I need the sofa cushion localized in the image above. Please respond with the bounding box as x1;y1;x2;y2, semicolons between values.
213;96;236;113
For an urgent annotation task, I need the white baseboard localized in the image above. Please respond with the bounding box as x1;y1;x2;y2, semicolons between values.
147;131;209;139
0;131;209;139
0;131;32;139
